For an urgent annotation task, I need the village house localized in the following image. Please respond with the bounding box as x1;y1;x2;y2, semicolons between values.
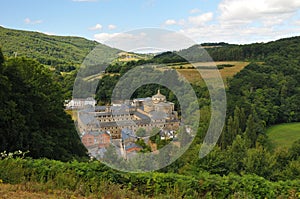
81;131;111;148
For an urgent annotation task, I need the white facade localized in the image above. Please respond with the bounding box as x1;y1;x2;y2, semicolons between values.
65;97;96;109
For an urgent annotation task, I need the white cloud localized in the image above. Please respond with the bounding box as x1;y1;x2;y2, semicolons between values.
190;8;201;14
94;30;195;52
94;32;135;43
177;19;185;26
218;0;300;24
293;20;300;26
24;18;42;25
179;19;300;45
164;19;177;26
163;19;185;26
94;32;148;51
165;0;300;44
188;12;213;26
108;24;117;30
94;32;119;43
89;24;102;31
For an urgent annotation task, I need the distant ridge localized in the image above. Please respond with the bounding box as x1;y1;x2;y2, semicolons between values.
0;26;120;67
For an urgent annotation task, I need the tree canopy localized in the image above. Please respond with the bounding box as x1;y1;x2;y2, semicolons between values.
0;53;87;161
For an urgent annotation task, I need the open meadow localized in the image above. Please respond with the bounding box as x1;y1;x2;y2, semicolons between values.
267;123;300;148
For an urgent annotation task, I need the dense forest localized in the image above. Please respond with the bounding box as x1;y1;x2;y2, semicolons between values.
0;26;119;71
0;27;300;198
0;26;121;99
0;49;87;161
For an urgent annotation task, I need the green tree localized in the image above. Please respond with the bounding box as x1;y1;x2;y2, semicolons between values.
0;56;87;161
103;144;122;165
243;145;276;179
289;139;300;160
225;135;247;174
0;48;4;66
244;114;257;148
196;146;228;175
136;128;146;137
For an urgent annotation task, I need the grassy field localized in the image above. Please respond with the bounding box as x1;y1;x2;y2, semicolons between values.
176;61;250;86
266;123;300;148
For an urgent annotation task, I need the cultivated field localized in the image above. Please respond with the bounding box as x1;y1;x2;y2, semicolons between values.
267;123;300;148
175;61;250;86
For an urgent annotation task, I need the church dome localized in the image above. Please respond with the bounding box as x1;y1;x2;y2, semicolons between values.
152;89;166;103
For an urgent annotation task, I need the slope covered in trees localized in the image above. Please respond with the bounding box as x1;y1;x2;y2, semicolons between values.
151;36;300;63
206;36;300;61
92;35;300;182
0;26;119;70
220;40;300;147
0;50;87;161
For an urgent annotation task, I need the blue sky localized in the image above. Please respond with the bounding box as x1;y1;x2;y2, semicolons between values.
1;0;300;46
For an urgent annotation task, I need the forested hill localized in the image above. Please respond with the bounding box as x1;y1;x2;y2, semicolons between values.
0;26;119;68
178;36;300;61
152;36;300;63
0;49;88;161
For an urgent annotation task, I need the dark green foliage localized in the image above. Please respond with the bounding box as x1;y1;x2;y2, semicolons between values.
243;145;276;179
0;55;87;161
0;158;300;198
289;139;300;160
152;51;186;64
226;135;247;174
219;39;300;149
0;48;4;66
135;139;151;153
148;36;300;63
0;26;119;68
105;60;145;74
227;62;300;126
217;64;234;69
95;74;120;104
195;146;229;176
201;42;229;47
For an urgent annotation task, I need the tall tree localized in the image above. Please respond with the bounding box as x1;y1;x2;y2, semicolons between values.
225;135;247;174
0;49;4;66
0;55;87;161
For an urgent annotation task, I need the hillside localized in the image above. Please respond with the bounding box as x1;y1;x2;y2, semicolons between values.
150;36;300;63
0;50;88;161
204;36;300;61
0;26;120;68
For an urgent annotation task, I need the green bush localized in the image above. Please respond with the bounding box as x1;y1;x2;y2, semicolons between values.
1;158;300;198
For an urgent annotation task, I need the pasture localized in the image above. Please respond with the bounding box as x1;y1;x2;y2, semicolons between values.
267;123;300;148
